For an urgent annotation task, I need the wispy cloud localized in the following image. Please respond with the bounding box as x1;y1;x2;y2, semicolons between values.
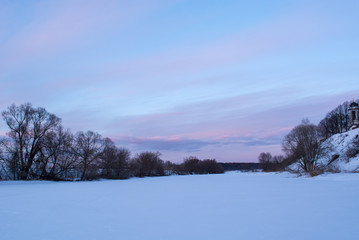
0;0;168;69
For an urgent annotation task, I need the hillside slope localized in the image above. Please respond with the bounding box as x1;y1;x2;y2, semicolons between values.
317;128;359;172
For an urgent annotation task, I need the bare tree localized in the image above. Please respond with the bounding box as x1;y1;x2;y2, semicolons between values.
1;103;60;179
73;131;102;180
282;119;323;172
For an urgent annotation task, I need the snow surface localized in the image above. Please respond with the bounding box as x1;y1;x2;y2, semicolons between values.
1;172;359;240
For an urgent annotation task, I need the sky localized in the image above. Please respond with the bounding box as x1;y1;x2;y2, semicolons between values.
0;0;358;162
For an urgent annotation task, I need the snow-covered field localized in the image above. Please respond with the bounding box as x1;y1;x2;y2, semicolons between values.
1;172;358;240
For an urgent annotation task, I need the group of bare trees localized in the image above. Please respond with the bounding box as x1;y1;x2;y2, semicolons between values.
0;103;224;181
318;101;350;139
0;103;126;180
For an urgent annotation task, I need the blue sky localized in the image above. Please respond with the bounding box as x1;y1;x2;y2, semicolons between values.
0;0;358;162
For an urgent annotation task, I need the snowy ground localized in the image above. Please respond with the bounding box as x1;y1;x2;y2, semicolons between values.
1;172;359;240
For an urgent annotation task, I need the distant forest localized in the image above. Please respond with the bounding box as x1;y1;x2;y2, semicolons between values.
0;103;224;181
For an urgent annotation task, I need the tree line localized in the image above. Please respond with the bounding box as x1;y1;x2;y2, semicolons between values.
258;100;358;174
0;103;223;181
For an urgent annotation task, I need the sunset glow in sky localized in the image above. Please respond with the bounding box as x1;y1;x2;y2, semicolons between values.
1;0;358;162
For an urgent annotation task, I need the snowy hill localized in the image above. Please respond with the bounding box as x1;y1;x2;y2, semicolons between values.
317;128;359;172
288;128;359;172
318;129;359;172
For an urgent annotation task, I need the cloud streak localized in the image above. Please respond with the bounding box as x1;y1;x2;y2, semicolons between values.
114;134;282;153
